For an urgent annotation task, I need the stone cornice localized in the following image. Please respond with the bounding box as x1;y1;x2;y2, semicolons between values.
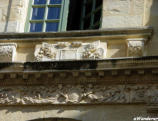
0;56;158;85
0;27;153;42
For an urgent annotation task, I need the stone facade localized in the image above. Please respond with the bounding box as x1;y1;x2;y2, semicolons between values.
0;0;28;32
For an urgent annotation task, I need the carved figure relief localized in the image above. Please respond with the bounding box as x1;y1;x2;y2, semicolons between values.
0;84;157;105
127;39;144;56
0;43;17;62
34;41;106;61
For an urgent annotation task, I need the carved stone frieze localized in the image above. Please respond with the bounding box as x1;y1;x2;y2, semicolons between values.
0;84;157;105
34;43;57;61
34;41;107;61
0;43;17;62
82;44;104;59
127;38;145;57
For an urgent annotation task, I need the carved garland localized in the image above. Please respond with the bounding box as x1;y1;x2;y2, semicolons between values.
34;41;106;61
0;84;157;105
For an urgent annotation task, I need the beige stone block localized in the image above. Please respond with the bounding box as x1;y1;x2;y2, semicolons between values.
107;44;126;58
0;0;9;7
0;22;5;32
103;0;131;15
0;9;2;21
12;0;23;7
61;50;77;60
7;21;19;32
10;8;22;20
2;8;7;21
133;0;144;15
102;15;143;28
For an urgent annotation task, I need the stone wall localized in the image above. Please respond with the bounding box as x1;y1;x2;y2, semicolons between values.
0;0;152;32
144;0;158;56
0;0;29;32
0;105;149;121
102;0;145;28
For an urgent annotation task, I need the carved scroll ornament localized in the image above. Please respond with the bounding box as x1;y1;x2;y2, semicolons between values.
0;84;157;105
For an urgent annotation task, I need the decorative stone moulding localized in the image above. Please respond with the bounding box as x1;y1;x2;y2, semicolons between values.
34;40;107;61
127;38;146;57
0;84;157;105
147;105;158;116
0;43;17;62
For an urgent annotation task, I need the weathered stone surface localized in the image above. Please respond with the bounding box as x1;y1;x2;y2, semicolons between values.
102;15;143;28
0;0;28;32
103;0;131;15
102;0;145;28
133;0;144;15
0;84;157;105
127;38;145;57
0;43;17;62
34;41;107;61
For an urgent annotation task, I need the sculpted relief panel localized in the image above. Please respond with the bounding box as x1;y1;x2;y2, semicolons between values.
127;38;145;57
34;41;107;61
0;43;17;62
0;84;157;105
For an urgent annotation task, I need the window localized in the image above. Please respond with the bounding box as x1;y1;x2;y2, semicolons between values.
67;0;103;30
80;0;103;30
25;0;102;32
25;0;69;32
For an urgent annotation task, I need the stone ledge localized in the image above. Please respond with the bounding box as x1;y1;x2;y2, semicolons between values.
0;56;157;71
0;27;153;40
0;27;153;61
0;56;158;85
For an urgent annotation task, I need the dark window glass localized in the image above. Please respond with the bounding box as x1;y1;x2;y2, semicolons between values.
85;1;92;15
84;17;91;29
30;23;43;32
32;7;45;20
95;0;102;8
46;22;59;32
47;7;61;19
94;10;101;24
67;0;83;30
34;0;46;5
50;0;62;4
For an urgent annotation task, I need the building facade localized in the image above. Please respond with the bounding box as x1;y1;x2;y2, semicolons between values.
0;0;157;121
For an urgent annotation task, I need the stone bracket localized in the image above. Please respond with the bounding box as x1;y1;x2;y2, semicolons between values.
0;43;17;62
126;38;147;57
